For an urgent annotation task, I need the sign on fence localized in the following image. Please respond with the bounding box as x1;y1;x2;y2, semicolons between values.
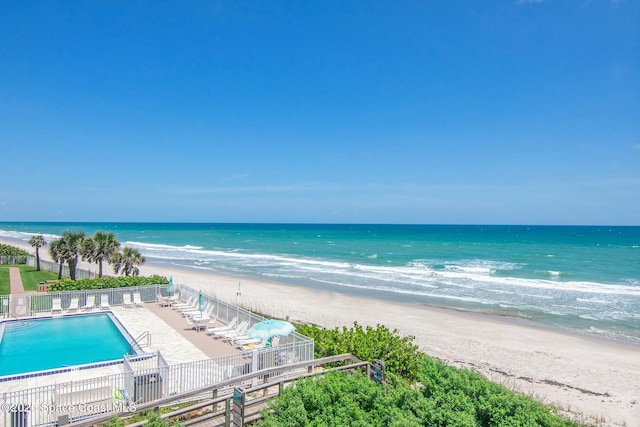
232;386;245;427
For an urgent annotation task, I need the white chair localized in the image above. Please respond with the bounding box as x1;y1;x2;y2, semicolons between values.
66;297;79;313
100;294;111;310
215;321;249;342
234;337;263;349
132;292;145;307
206;317;238;336
172;296;194;311
81;295;96;311
183;303;211;318
122;293;134;308
157;293;173;307
51;298;63;315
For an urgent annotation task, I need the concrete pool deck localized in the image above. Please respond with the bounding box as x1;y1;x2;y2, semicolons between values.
1;303;242;393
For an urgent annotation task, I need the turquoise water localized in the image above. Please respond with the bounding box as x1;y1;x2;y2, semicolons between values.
0;313;132;377
1;222;639;342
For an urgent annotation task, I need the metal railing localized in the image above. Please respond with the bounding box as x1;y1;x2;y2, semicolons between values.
0;339;315;427
0;284;315;427
24;257;96;280
0;256;27;265
68;354;366;427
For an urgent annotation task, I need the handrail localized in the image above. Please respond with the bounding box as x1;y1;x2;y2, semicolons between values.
134;330;152;347
65;354;365;427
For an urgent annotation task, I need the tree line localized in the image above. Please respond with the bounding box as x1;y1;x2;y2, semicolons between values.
28;231;145;280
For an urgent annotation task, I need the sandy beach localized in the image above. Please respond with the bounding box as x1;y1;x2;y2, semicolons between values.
3;237;639;426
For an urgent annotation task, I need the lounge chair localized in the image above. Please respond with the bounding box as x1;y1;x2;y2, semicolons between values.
234;337;263;349
183;302;211;317
178;301;200;316
66;297;79;313
214;321;249;342
100;294;111;310
122;293;134;308
81;295;96;311
206;317;238;335
133;292;145;307
172;296;194;311
51;298;63;315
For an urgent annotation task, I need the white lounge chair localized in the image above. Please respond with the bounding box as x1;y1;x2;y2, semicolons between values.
81;295;96;311
51;298;63;315
178;301;200;316
234;337;263;349
172;296;194;311
100;294;111;310
66;297;79;313
215;321;249;342
183;302;211;318
206;317;238;336
133;292;145;307
122;293;134;308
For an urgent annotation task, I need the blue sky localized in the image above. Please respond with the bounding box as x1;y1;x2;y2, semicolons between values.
1;1;638;225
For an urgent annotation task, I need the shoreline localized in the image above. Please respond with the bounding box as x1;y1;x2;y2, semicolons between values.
154;258;640;350
2;237;639;425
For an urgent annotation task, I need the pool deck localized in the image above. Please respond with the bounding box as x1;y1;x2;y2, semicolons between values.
1;303;242;393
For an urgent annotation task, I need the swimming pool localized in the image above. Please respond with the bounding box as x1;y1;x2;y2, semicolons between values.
0;313;138;379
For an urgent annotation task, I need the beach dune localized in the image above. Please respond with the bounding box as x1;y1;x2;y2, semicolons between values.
2;237;639;426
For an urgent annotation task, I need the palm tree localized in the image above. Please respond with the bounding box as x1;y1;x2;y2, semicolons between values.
82;231;120;278
112;247;146;276
29;235;47;271
60;231;85;280
49;239;64;279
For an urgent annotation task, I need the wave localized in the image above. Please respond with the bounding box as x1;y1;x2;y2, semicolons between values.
122;242;640;299
124;241;204;251
0;230;60;242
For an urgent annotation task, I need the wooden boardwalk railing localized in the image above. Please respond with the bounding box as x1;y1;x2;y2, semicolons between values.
66;354;373;427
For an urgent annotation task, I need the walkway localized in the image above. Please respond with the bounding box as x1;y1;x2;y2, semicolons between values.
144;302;243;358
8;267;25;293
8;267;27;316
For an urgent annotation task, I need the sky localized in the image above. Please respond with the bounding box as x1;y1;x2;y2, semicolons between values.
1;1;638;225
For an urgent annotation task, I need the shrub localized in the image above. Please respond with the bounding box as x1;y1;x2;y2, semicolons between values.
48;275;168;291
297;321;422;382
0;244;29;264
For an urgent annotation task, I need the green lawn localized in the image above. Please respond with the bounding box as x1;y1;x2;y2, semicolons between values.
0;265;59;294
0;267;9;294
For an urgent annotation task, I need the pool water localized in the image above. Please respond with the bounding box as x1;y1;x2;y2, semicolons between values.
0;313;133;377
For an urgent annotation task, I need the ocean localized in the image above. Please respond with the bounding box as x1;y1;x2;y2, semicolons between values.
1;222;638;343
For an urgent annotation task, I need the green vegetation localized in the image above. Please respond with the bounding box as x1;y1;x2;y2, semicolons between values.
0;243;29;261
29;235;47;271
48;275;168;291
16;266;58;291
102;411;183;427
48;230;146;280
111;246;146;276
0;265;58;294
82;231;120;277
258;365;579;427
0;267;9;294
297;322;423;382
260;322;581;427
